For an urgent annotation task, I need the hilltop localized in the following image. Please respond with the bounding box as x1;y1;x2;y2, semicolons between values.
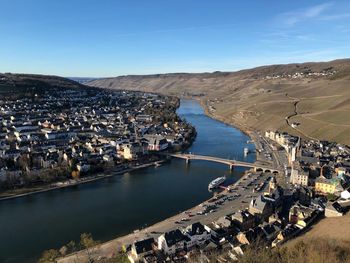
87;59;350;145
0;73;88;98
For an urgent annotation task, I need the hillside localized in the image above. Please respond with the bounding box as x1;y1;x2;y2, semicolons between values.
87;59;350;145
0;73;88;98
68;77;97;84
288;213;350;247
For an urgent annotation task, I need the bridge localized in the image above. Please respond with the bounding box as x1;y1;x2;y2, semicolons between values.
167;153;281;173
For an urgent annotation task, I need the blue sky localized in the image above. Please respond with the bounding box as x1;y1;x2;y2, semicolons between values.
0;0;350;77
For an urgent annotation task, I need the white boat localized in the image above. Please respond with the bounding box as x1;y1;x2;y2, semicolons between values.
244;147;249;155
208;177;226;190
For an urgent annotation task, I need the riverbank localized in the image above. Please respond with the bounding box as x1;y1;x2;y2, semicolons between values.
56;99;261;263
57;167;260;263
197;97;269;165
0;160;166;202
0;142;197;202
0;96;197;202
0;99;256;263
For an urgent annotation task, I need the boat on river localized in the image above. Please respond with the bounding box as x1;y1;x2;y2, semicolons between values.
244;147;249;155
208;177;226;190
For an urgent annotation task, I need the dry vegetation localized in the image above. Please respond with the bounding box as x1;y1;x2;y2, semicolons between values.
288;213;350;247
88;59;350;145
187;238;350;263
240;238;350;263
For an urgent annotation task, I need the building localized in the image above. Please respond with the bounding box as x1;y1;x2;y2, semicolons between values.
204;223;228;244
315;176;340;195
128;238;155;263
135;115;153;122
295;186;313;206
260;222;281;241
183;222;211;248
214;216;233;229
249;195;274;221
336;167;347;178
146;135;168;151
123;142;143;160
288;145;298;164
290;165;309;186
230;210;256;232
158;229;190;255
340;189;350;200
265;130;277;141
236;227;265;245
265;130;300;165
325;202;344;217
271;224;300;247
289;203;318;229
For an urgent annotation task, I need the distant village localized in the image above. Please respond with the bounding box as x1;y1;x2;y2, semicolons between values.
126;130;350;263
0;88;195;192
263;69;337;80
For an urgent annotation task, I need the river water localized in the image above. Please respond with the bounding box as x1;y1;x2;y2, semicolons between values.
0;99;255;263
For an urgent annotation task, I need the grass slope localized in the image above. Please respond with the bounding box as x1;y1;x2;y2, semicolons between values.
87;59;350;145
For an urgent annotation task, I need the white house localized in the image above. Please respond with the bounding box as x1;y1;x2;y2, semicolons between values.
341;189;350;200
183;222;211;248
146;135;169;151
158;229;190;255
290;166;308;186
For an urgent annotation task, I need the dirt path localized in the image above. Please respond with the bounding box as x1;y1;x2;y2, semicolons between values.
284;94;319;141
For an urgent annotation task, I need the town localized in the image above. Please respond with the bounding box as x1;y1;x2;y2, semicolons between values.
108;130;350;263
2;1;350;262
3;86;350;263
263;68;337;80
0;88;196;197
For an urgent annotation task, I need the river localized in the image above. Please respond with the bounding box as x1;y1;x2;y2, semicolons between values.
0;99;255;263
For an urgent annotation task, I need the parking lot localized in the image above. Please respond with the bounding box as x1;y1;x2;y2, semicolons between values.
167;171;273;229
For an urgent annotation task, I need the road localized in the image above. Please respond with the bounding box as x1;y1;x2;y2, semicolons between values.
250;131;286;170
168;153;280;172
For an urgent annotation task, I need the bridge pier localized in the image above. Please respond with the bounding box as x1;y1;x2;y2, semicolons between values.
229;164;234;171
185;158;190;164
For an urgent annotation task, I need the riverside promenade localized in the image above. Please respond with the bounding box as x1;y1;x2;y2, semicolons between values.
57;168;271;263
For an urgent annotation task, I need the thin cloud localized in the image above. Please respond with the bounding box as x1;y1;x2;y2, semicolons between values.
320;13;350;20
278;2;333;26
